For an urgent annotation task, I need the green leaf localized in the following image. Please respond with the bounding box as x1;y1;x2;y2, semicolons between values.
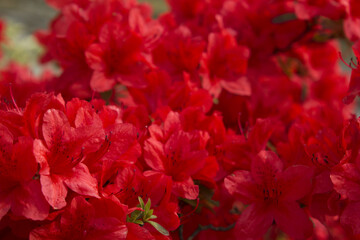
145;198;151;214
144;209;154;221
130;210;143;222
138;196;145;210
148;221;169;236
134;220;144;225
149;215;157;219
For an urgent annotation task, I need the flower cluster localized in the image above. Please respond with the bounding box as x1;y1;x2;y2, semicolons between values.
2;0;360;239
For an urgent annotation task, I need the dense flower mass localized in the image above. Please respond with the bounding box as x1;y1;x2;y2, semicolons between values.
2;0;360;239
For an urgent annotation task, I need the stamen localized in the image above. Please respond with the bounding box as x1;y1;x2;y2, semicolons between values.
9;83;20;113
180;197;200;224
237;112;244;136
339;52;357;70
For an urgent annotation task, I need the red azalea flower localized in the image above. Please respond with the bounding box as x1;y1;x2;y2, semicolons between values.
224;150;314;239
33;109;101;209
201;28;251;97
86;21;148;92
143;111;208;200
152;25;205;80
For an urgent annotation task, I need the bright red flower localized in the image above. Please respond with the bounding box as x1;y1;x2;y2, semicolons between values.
33;109;101;209
86;21;148;92
224;150;314;239
201;27;251;97
152;25;205;80
144;111;208;200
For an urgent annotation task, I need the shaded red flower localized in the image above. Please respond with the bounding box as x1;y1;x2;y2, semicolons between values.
30;196;128;240
0;63;53;108
331;156;360;234
224;150;313;239
0;124;49;221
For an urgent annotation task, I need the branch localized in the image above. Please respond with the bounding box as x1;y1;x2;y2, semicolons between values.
187;223;236;240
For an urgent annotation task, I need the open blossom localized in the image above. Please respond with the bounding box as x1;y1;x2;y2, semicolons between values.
86;21;149;92
144;111;208;200
225;151;314;239
201;27;251;97
33;108;102;209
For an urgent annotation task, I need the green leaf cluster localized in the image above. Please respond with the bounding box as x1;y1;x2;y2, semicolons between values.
127;197;169;236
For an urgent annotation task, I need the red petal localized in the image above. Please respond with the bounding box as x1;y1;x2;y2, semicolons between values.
0;123;13;151
63;163;99;198
251;150;284;185
224;170;259;204
126;222;154;240
103;123;141;165
23;92;65;139
88;218;128;240
143;171;170;205
12;180;49;220
86;44;106;71
40;174;68;209
29;221;61;240
171;177;199;200
340;201;360;234
0;197;11;221
221;76;251;96
90;71;116;92
330;163;360;201
12;137;38;181
163;111;181;139
274;202;313;239
279;165;313;201
33;139;50;175
144;138;166;172
235;203;273;239
42;109;72;149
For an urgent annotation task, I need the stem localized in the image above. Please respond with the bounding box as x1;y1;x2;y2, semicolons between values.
187;223;236;240
179;224;184;240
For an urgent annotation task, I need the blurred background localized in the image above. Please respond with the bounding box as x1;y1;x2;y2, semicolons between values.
0;0;168;69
